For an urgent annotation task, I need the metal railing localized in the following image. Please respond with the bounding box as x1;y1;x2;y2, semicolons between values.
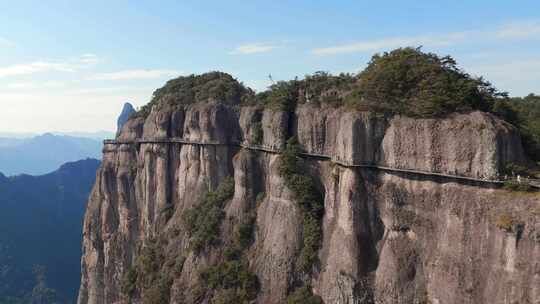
103;138;539;188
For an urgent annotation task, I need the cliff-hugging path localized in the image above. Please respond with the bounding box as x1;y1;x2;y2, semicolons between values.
103;138;539;188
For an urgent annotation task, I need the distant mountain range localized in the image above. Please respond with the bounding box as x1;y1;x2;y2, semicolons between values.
0;158;100;303
0;133;103;176
0;131;114;140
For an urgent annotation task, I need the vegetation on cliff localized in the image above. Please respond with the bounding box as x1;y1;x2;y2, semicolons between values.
351;47;506;117
253;72;356;111
133;72;255;117
506;94;540;162
183;176;235;252
286;285;323;304
132;49;536;154
249;47;506;118
279;137;324;273
191;180;260;303
199;258;259;303
120;177;258;304
279;137;325;302
119;235;189;304
131;48;539;163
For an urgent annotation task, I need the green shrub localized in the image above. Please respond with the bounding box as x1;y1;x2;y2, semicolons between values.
224;212;256;261
141;274;172;304
236;216;256;249
495;214;515;232
297;213;322;273
120;267;137;298
503;179;532;192
255;192;266;204
502;163;530;177
196;203;259;303
255;72;356;110
506;94;540;162
351;47;504;117
133;72;255;118
160;204;175;222
129;161;138;177
286;285;323;304
124;239;174;304
183;177;235;252
279;137;324;273
137;240;163;285
251;122;263;145
301;71;356;105
200;260;259;303
256;80;299;111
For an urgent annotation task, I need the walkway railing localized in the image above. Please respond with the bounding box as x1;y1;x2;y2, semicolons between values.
103;138;539;188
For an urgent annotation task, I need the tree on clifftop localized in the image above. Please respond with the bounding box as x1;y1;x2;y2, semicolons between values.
351;47;506;117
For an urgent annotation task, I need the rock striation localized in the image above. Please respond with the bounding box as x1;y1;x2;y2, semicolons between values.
79;102;539;304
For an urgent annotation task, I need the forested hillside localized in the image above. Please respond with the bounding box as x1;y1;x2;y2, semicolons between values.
0;159;99;304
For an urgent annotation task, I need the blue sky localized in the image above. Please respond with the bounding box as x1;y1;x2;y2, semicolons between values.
1;0;539;133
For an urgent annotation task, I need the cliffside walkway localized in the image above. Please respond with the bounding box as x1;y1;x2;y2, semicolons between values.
103;138;539;188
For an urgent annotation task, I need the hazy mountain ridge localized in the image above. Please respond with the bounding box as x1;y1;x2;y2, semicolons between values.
0;158;100;304
0;133;102;176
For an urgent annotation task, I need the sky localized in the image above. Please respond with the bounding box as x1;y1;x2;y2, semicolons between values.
0;0;539;133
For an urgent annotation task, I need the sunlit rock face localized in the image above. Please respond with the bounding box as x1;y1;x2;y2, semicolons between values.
79;102;538;304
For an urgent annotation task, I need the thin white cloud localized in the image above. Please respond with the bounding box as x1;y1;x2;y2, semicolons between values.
495;20;540;39
313;33;468;55
88;69;181;81
0;61;75;77
231;43;277;55
313;20;540;55
0;54;100;78
5;81;66;90
78;54;100;65
0;37;14;47
70;86;155;95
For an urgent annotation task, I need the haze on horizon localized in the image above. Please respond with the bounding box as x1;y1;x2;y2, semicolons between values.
1;0;539;133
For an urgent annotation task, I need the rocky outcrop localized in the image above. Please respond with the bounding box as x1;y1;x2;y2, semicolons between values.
294;104;525;179
117;103;136;136
378;111;525;179
79;102;538;304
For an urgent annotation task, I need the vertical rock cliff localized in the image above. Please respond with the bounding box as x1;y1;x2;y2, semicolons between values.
79;101;539;304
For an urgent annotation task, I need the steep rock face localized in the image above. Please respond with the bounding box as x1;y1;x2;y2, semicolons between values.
295;104;525;179
295;104;387;165
368;174;540;304
79;103;538;304
379;112;525;179
117;103;136;136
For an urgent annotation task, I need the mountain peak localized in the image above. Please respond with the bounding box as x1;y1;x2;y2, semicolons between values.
117;102;136;135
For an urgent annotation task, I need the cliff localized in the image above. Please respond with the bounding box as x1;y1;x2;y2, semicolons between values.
78;101;539;304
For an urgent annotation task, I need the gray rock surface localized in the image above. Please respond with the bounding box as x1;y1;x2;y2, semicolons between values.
116;102;136;136
79;103;538;304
